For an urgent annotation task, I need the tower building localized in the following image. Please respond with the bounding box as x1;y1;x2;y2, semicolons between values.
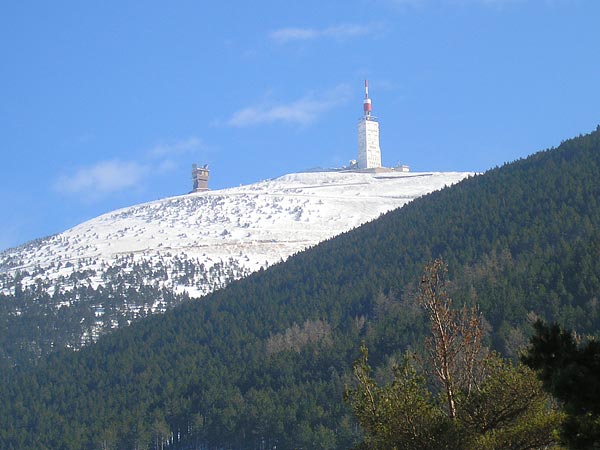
191;164;210;192
357;80;382;169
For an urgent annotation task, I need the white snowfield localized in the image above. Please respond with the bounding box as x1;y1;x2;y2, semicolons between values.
0;171;473;297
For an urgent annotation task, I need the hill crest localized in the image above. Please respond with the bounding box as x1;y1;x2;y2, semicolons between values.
1;170;471;298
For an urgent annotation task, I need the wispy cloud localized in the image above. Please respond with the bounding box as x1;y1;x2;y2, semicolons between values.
269;23;375;44
55;160;149;196
147;137;205;159
55;136;207;199
226;85;351;127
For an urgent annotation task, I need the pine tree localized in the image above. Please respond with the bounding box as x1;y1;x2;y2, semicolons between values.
523;320;600;449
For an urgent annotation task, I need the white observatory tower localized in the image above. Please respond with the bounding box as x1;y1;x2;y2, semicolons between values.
357;80;382;169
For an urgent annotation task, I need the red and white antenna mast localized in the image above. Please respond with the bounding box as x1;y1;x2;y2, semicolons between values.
363;79;372;118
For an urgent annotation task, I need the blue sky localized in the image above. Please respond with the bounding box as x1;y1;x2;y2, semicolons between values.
1;0;599;251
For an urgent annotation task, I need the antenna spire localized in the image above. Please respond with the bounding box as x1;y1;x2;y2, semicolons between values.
363;79;372;118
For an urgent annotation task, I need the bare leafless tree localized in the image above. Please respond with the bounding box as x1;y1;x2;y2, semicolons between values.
417;258;484;419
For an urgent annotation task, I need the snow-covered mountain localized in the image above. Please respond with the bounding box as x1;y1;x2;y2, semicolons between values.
1;171;473;298
0;170;473;350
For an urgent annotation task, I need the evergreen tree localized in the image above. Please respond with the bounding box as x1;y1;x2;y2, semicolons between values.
523;320;600;449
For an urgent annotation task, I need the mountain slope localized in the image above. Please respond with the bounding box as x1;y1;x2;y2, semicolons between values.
3;127;600;449
1;171;470;297
0;171;470;358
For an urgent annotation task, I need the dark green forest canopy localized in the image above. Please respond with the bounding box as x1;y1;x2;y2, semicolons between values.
2;126;600;449
523;320;600;448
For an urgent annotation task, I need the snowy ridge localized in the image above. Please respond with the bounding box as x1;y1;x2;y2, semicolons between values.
0;171;472;299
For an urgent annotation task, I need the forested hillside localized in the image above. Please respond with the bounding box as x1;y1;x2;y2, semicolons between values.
2;126;600;449
0;171;469;367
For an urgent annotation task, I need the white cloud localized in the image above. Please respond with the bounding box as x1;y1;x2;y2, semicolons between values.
226;85;351;127
270;28;318;43
55;160;149;196
270;23;375;44
156;159;178;174
147;137;205;159
54;136;208;200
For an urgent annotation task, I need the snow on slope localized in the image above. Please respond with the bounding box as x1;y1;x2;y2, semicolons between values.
0;171;473;298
